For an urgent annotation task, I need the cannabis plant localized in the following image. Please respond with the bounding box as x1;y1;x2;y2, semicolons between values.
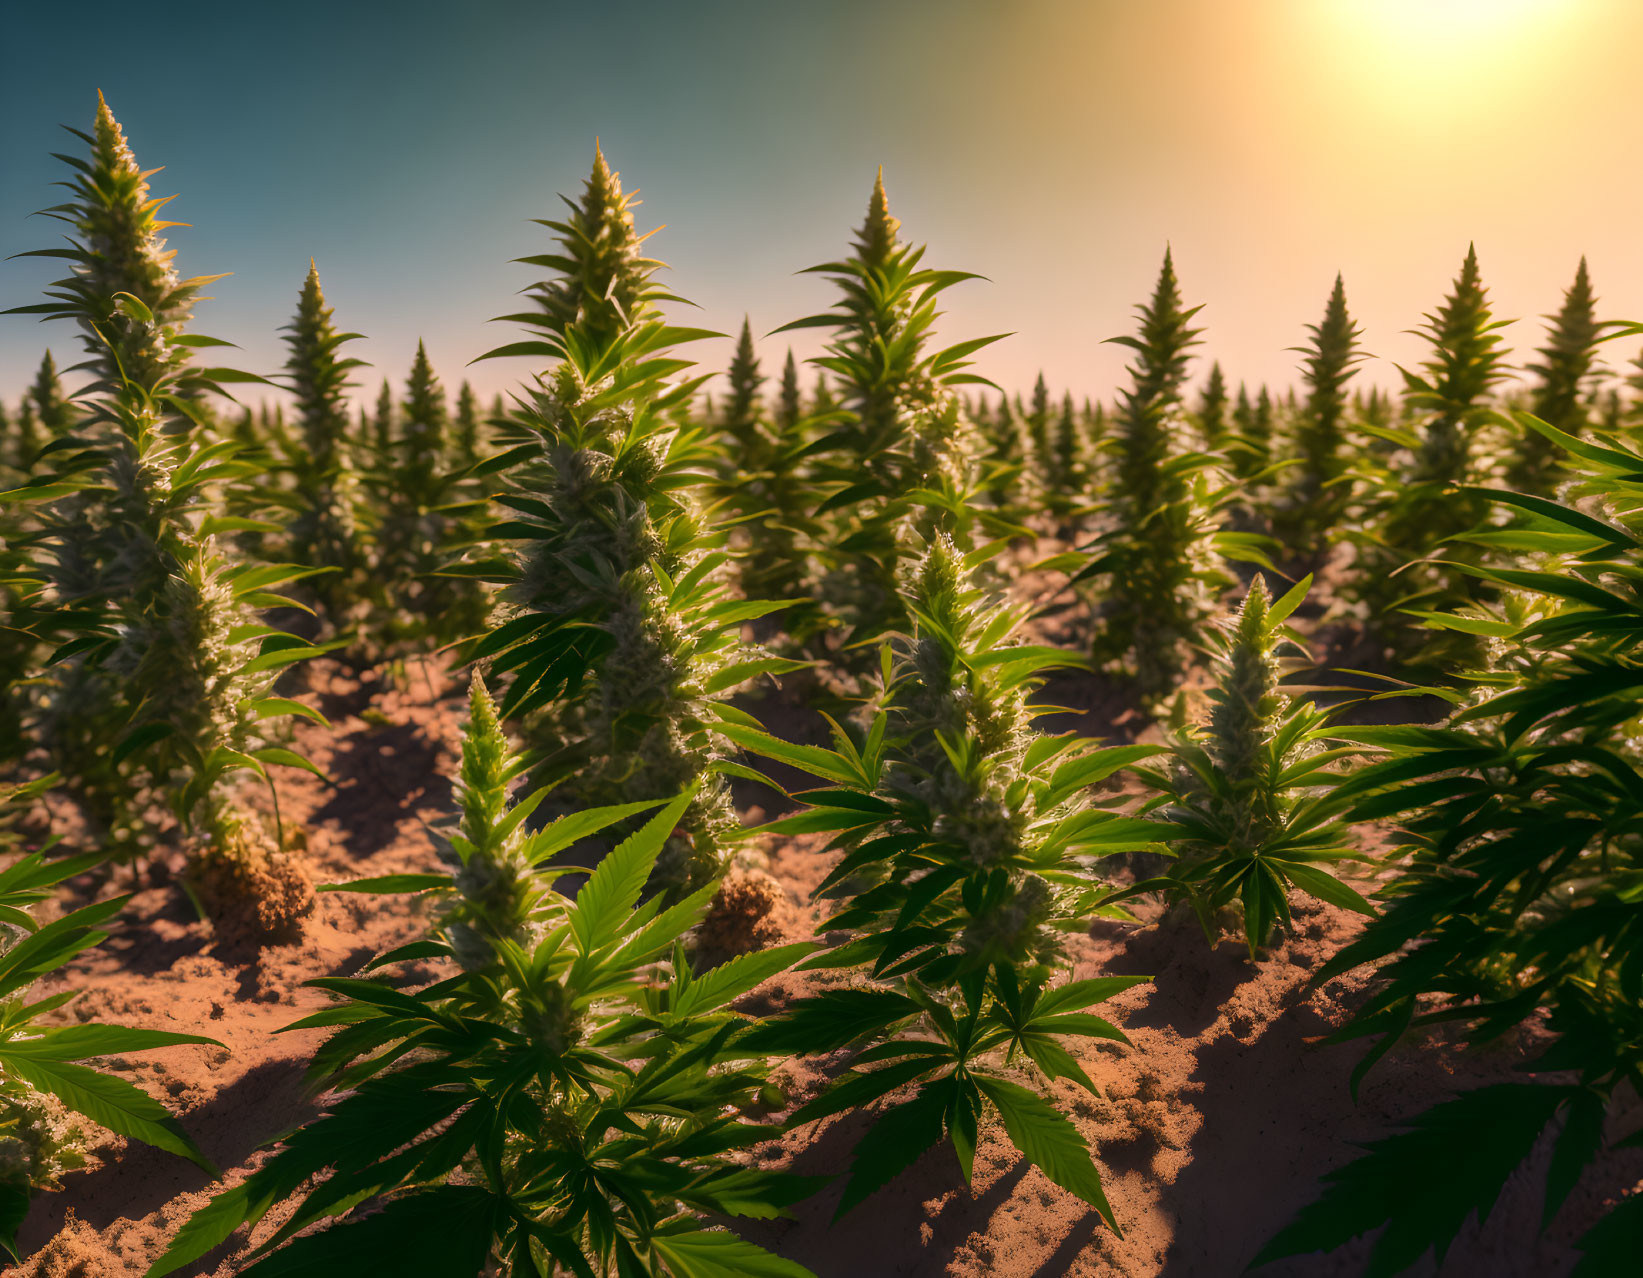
269;261;366;626
776;349;802;431
1600;385;1624;434
11;383;328;919
1035;383;1093;525
1111;577;1369;954
4;94;326;924
0;418;42;761
1507;257;1612;492
710;322;813;611
714;331;827;642
1064;250;1257;705
362;341;489;650
453;379;483;471
750;961;1140;1227
1217;384;1276;484
1044;391;1087;509
0;778;218;1261
719;318;766;462
808;368;836;418
150;679;819;1278
1257;413;1643;1274
774;171;1006;656
1083;397;1108;470
1358;383;1392;435
1229;384;1253;456
5;401;37;476
1340;246;1511;669
1271;275;1366;564
369;378;394;467
470;146;791;896
724;535;1154;1221
1194;360;1229;448
971;394;1009;505
27;354;74;444
398;342;449;522
1624;345;1643;438
1024;373;1052;477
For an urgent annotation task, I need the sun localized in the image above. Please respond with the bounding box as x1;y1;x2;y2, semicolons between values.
1342;0;1564;41
1303;0;1583;128
1319;0;1572;56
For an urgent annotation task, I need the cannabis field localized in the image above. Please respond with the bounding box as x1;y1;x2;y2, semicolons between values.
0;92;1641;1277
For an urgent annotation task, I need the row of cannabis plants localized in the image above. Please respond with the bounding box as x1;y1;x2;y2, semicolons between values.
0;93;1638;1275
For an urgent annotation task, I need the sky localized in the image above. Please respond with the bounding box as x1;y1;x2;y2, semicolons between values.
4;0;1643;415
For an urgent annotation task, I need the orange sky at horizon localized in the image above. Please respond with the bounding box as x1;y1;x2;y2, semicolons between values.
499;0;1643;412
874;0;1643;407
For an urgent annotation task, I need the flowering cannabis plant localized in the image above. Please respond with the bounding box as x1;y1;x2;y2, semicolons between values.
25;354;74;450
710;324;827;644
1270;276;1367;566
974;393;1036;511
453;379;485;472
1043;389;1093;523
1505;257;1614;493
723;536;1154;1225
1111;577;1371;955
1059;250;1266;706
468;147;796;897
268;261;367;628
2;95;328;926
1257;413;1643;1275
1193;361;1229;450
362;341;490;651
150;679;820;1278
773;173;1008;657
1340;246;1512;670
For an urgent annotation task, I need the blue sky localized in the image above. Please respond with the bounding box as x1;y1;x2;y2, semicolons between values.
5;0;1643;414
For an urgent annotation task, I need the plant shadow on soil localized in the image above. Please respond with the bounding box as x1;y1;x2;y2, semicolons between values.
733;1120;1034;1278
16;1057;314;1256
17;598;1641;1276
309;718;453;858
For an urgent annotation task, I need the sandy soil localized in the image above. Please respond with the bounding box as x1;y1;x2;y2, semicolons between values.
9;641;1642;1276
14;661;461;1277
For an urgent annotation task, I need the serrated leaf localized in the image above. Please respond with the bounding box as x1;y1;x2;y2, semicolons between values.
1250;1085;1569;1275
5;1025;221;1060
671;943;819;1018
1;1054;216;1174
648;1228;816;1278
237;1185;498;1277
318;874;449;895
570;790;693;953
834;1080;954;1219
974;1074;1117;1232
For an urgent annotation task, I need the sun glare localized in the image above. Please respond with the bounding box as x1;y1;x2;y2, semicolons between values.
1305;0;1581;127
1341;0;1562;41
